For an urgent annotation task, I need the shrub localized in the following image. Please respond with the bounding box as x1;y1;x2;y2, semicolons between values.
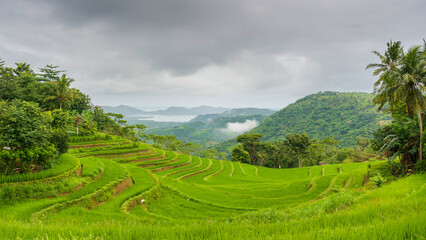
0;154;78;184
370;173;387;188
415;160;426;172
51;129;70;154
335;152;348;162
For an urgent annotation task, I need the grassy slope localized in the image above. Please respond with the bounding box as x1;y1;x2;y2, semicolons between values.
0;136;424;239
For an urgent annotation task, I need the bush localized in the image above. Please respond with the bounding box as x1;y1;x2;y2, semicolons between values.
334;151;348;162
416;160;426;173
0;100;55;173
51;129;70;154
370;173;387;188
0;154;78;183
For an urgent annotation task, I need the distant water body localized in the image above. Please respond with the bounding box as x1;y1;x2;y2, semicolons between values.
136;115;196;122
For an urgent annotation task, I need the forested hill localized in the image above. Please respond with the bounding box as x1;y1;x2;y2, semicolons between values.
250;91;390;148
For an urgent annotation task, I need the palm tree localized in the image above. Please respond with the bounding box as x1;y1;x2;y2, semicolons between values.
52;74;74;109
367;41;426;165
396;46;426;163
366;40;403;111
58;74;74;109
44;74;74;109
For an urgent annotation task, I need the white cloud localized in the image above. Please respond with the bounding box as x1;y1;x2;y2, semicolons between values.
219;119;259;134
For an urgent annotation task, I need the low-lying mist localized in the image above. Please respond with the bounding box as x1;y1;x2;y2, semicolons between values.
219;119;259;134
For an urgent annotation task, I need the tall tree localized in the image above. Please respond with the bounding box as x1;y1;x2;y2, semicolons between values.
51;74;74;109
356;136;369;152
285;133;311;168
236;133;263;165
320;136;339;161
37;64;65;82
367;41;426;165
366;40;403;113
232;144;250;164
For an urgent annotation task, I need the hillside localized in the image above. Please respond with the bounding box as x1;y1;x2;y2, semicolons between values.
147;114;267;147
250;91;390;148
0;134;424;239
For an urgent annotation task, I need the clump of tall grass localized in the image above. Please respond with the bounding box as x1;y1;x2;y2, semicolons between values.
0;177;85;205
69;134;114;143
80;157;104;178
0;154;79;184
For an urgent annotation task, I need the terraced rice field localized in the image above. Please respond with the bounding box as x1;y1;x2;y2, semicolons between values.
0;135;425;239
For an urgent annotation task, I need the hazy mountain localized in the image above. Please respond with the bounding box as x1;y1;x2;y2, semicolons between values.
102;105;229;116
151;106;229;115
102;105;147;115
191;108;276;123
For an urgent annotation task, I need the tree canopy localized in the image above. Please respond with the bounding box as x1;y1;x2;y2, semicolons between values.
367;40;426;173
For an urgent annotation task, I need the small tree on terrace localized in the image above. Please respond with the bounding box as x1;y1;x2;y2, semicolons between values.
285;133;311;168
236;133;263;165
232;144;250;164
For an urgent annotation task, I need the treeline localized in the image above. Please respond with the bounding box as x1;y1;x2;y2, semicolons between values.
0;58;229;175
231;133;371;168
0;60;145;174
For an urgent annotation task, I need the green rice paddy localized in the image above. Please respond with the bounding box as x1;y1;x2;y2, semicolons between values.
0;136;425;239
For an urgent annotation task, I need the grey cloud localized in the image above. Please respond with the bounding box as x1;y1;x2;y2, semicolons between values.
0;0;425;108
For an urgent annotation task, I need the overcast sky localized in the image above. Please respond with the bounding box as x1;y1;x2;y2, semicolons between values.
0;0;425;110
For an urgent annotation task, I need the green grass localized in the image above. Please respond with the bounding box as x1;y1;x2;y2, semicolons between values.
0;136;424;239
0;154;79;184
80;157;104;178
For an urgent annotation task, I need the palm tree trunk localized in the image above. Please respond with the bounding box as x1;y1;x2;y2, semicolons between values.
298;153;302;168
418;111;423;163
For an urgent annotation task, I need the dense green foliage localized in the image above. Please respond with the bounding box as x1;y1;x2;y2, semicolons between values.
230;133;367;169
0;100;57;173
250;91;390;148
0;59;150;175
367;40;426;173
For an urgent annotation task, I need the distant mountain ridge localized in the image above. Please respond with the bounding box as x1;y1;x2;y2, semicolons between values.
102;105;147;115
101;105;229;116
152;106;229;115
190;108;276;123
